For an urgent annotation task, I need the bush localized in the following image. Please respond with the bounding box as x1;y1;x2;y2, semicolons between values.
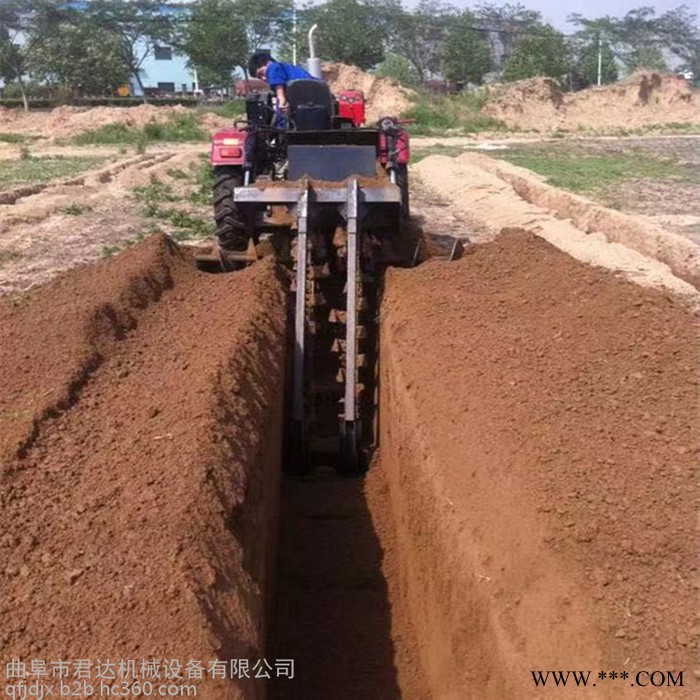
403;90;505;134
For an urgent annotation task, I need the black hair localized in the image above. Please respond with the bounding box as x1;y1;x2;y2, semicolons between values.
248;51;274;75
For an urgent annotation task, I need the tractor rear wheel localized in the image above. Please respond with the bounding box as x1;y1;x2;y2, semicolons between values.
213;166;248;251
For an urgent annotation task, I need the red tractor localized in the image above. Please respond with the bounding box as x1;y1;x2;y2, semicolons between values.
208;37;413;472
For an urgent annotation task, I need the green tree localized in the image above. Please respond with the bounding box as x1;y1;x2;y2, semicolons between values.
301;0;387;69
443;11;492;85
503;24;571;81
390;0;456;83
475;2;542;69
0;0;32;110
176;0;248;87
237;0;293;53
86;0;176;101
376;52;420;88
31;17;129;95
574;39;618;85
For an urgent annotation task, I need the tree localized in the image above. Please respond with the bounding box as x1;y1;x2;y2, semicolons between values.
176;0;248;87
86;0;176;101
0;0;32;110
503;24;571;81
390;0;456;83
475;2;542;69
376;52;420;88
443;10;492;85
574;38;618;86
31;15;129;95
237;0;293;54
300;0;387;70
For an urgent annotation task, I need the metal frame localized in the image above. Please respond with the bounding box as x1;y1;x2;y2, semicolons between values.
292;183;309;425
344;179;359;425
234;183;401;206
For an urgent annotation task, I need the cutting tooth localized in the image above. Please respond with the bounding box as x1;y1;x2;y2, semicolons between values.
329;309;346;323
331;338;347;353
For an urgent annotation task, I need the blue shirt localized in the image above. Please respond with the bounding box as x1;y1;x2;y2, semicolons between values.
266;62;315;88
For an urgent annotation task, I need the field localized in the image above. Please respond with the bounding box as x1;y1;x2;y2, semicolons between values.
0;92;698;700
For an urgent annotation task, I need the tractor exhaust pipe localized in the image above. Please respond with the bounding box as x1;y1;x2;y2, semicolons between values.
307;24;322;79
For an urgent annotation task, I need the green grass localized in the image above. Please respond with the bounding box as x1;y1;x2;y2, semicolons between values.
0;156;104;188
132;173;214;240
62;203;93;215
0;133;40;144
198;100;245;119
74;114;207;146
493;151;694;193
188;155;214;206
404;90;507;135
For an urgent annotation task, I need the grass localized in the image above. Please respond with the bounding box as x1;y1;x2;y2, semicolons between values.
0;155;104;188
493;150;694;193
198;100;245;119
62;203;93;216
74;114;207;146
188;155;214;206
411;144;470;163
0;133;40;144
404;90;507;135
132;172;214;240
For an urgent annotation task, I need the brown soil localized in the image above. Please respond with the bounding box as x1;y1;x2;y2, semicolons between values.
0;104;230;139
0;145;207;295
0;235;286;698
323;62;415;124
412;152;700;301
376;229;699;698
484;72;700;131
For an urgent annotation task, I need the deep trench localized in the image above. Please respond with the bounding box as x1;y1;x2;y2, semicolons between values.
268;473;400;700
267;256;401;698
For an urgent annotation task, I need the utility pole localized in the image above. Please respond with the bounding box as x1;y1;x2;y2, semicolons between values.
597;33;602;86
292;4;297;65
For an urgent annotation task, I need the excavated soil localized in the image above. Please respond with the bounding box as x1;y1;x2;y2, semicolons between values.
375;229;698;698
484;72;700;131
323;62;414;124
0;104;229;139
0;235;286;699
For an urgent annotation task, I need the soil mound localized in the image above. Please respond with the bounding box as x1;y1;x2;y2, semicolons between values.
377;229;698;698
484;71;700;130
323;62;415;123
0;104;229;138
0;236;286;698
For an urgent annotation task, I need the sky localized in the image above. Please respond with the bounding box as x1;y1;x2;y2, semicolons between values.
429;1;697;32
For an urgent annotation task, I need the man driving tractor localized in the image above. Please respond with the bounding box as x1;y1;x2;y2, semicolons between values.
248;51;318;114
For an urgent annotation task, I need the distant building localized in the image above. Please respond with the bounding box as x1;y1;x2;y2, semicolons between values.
132;42;198;96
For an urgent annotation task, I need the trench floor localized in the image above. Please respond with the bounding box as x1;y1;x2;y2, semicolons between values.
269;472;401;700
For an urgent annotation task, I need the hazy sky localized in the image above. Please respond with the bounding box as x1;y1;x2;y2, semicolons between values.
432;1;697;31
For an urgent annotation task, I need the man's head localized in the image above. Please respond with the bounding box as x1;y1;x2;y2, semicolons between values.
248;51;274;80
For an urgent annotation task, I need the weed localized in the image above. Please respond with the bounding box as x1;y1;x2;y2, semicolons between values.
403;90;507;135
0;156;104;189
133;178;178;204
62;203;93;216
167;168;188;179
188;156;214;206
101;245;120;258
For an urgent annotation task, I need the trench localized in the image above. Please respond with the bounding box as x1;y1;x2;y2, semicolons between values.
268;473;401;700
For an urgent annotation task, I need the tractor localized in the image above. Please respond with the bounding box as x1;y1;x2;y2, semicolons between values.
208;28;414;472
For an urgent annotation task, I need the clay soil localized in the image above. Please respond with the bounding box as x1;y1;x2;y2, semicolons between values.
0;235;286;699
376;229;698;698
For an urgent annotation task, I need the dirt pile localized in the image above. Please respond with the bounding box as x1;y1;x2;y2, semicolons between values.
0;104;229;138
0;235;286;699
323;62;415;123
484;71;700;130
375;229;698;698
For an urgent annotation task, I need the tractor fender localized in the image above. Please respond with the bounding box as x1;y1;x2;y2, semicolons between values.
210;128;247;166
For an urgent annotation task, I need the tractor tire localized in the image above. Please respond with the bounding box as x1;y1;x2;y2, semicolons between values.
396;164;410;219
213;166;248;251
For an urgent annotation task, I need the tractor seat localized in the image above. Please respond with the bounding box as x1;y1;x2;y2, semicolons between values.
286;79;333;131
